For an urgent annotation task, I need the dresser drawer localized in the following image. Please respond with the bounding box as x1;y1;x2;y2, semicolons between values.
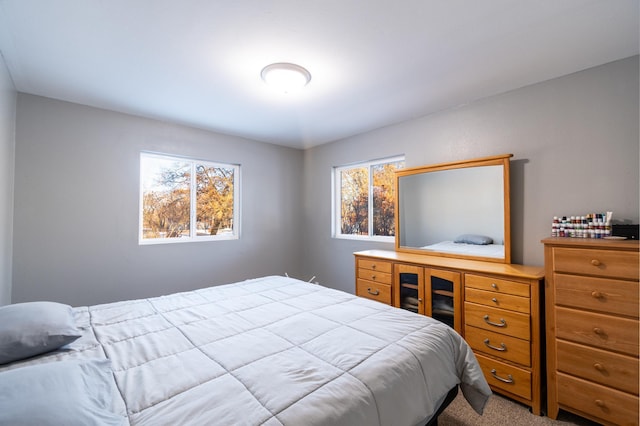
557;340;639;394
552;247;639;280
465;287;530;314
464;302;530;340
357;268;392;285
357;258;392;274
464;324;530;366
465;274;530;297
557;372;639;426
476;353;531;400
356;279;391;304
554;273;639;318
555;307;639;356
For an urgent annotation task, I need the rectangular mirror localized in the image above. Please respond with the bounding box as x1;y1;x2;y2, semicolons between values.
395;154;512;263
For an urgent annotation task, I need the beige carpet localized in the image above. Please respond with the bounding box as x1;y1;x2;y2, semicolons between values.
438;392;602;426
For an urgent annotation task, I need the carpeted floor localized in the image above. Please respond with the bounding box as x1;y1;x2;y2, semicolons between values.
438;392;602;426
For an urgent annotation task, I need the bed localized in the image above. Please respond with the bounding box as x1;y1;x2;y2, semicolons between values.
422;241;505;259
0;275;491;425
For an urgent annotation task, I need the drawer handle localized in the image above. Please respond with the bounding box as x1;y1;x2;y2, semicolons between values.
593;327;605;336
490;369;514;384
591;259;601;266
367;288;380;296
491;283;498;289
371;264;377;270
491;297;498;303
593;363;606;372
591;291;604;299
371;274;377;280
484;338;507;352
594;399;606;408
483;315;507;327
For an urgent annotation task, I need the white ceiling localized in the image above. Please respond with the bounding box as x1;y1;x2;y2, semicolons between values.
0;1;637;149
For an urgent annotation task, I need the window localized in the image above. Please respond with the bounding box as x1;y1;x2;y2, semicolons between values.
333;156;405;241
139;152;240;244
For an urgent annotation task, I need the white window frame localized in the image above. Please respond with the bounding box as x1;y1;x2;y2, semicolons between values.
332;155;404;242
139;152;241;245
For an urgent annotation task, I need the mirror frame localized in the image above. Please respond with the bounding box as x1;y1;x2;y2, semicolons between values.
394;154;512;264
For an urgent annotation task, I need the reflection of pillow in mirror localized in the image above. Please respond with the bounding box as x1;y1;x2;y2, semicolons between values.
0;360;126;425
454;234;493;245
0;301;81;364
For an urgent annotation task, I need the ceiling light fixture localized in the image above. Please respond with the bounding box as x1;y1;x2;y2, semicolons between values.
261;63;311;93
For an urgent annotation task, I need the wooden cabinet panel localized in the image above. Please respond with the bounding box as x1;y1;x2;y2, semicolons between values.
552;247;639;280
356;279;391;304
465;287;530;314
475;353;532;400
357;258;392;274
465;274;530;297
557;373;639;426
464;302;530;340
554;273;639;318
464;324;530;366
557;340;639;394
555;307;639;356
357;268;392;285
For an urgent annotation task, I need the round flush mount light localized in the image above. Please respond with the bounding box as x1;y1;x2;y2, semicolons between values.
261;62;311;93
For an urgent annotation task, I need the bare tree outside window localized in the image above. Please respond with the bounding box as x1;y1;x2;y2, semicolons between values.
334;156;404;240
373;160;403;236
140;153;239;244
196;164;235;236
340;167;369;235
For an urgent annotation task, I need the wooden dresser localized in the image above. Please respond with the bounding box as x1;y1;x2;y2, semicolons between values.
354;249;545;414
542;238;639;425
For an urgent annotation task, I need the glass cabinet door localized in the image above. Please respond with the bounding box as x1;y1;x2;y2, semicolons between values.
425;268;462;333
393;265;461;332
394;264;424;314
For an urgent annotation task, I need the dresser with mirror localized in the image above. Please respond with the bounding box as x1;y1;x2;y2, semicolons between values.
354;154;545;414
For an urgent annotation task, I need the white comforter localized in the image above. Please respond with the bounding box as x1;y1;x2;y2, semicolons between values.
422;241;505;258
7;276;491;425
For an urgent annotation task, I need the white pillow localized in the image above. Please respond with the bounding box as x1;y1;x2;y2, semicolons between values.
0;301;82;364
0;360;126;425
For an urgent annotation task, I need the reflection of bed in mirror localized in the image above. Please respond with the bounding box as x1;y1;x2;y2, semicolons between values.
395;154;512;263
420;241;504;259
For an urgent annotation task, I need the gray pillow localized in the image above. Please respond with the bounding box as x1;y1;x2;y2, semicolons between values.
0;359;126;425
454;234;494;245
0;301;82;364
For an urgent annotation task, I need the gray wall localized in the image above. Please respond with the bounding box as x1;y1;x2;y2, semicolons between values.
0;53;16;306
9;56;640;304
302;56;639;295
12;95;305;306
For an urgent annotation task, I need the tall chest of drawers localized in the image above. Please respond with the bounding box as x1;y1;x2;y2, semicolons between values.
542;238;639;426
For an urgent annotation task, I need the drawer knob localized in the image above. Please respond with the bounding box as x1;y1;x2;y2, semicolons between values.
484;338;507;352
591;291;604;299
593;327;605;336
491;297;498;303
594;399;606;408
371;264;376;270
591;259;601;266
483;315;507;327
490;369;514;384
367;288;380;296
593;363;606;372
371;275;377;280
491;283;498;289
